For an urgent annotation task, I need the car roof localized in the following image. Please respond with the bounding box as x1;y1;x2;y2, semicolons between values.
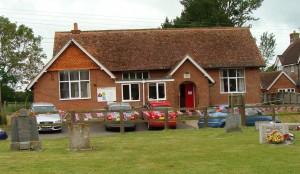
32;102;55;107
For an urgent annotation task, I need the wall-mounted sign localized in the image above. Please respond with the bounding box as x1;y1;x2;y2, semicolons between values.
184;72;191;79
97;87;116;102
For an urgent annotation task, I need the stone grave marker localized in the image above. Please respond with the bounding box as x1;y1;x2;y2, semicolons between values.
68;121;91;151
225;113;242;133
11;109;41;151
259;123;289;144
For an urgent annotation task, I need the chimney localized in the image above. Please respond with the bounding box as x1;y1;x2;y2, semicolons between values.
290;31;299;44
71;23;80;34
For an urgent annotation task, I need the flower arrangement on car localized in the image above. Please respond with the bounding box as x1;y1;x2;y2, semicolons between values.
266;130;295;144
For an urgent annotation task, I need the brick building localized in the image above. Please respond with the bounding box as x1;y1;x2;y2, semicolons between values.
27;25;264;111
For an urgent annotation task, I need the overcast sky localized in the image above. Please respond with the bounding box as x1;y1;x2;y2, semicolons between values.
0;0;299;64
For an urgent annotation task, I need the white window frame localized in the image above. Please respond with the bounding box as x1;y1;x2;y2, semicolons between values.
148;82;167;101
121;83;140;102
291;66;295;73
220;68;246;94
122;71;150;80
278;88;296;93
59;70;91;100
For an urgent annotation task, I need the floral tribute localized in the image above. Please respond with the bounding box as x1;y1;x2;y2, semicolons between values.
266;130;295;144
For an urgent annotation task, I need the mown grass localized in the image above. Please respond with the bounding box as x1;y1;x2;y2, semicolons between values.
0;128;300;174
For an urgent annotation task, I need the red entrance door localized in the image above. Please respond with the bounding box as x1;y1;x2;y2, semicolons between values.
185;84;195;108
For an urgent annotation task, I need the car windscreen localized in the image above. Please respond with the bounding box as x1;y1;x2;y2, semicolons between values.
33;106;57;113
109;105;132;111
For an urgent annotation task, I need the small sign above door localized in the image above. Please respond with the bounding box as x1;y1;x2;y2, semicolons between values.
184;72;191;79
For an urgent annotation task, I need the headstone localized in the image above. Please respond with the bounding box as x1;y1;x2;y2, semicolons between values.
255;121;273;131
259;123;289;144
225;113;242;133
69;123;91;151
10;109;41;151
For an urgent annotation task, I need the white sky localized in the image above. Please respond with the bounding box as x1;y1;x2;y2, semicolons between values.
0;0;299;64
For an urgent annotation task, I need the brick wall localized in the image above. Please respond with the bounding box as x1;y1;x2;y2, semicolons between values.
268;74;298;93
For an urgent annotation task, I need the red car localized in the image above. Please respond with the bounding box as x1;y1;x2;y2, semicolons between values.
142;101;177;130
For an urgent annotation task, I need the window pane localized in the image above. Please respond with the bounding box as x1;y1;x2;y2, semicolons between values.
221;79;228;92
149;83;157;99
222;70;228;78
237;78;245;92
71;82;79;98
158;83;165;99
229;69;236;77
80;71;89;80
123;85;130;100
70;71;79;81
136;72;143;79
60;72;69;81
143;72;149;79
80;81;90;98
123;72;129;80
236;69;244;77
60;82;69;99
229;79;237;92
131;84;139;100
129;72;136;79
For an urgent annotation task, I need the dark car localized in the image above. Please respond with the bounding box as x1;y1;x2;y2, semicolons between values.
198;106;279;128
104;103;138;131
0;128;8;140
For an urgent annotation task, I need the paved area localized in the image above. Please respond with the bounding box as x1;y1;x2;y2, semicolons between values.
38;121;198;139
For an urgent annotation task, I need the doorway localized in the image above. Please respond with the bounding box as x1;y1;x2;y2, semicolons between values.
179;82;196;110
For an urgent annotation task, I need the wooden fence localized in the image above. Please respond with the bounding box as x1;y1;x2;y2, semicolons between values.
262;92;300;105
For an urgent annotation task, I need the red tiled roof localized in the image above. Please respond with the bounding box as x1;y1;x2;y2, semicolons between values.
53;27;264;71
260;71;281;89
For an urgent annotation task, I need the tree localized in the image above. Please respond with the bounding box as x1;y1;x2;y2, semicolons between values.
0;16;45;104
259;32;276;71
162;0;264;28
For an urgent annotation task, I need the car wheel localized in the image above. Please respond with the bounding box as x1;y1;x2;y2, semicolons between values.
220;122;225;128
105;126;111;131
131;126;136;131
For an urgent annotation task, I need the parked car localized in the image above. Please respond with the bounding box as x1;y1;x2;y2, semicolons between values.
31;103;63;132
0;128;8;140
142;101;177;130
104;103;138;131
198;106;279;128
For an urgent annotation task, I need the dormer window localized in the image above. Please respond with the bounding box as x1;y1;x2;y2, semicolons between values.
122;71;149;80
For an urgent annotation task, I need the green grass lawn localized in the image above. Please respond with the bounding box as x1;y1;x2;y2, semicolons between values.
0;128;300;174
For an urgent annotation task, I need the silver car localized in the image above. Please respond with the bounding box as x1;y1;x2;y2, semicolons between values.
31;103;63;132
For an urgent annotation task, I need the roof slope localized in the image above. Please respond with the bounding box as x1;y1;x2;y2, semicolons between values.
260;71;296;90
260;71;282;89
280;39;300;65
54;28;264;71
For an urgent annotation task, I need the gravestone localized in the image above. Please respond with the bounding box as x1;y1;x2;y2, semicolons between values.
10;109;41;151
225;113;242;133
259;123;289;144
255;121;273;131
68;123;91;151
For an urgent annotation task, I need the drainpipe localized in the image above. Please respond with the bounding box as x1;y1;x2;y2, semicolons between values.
142;80;145;106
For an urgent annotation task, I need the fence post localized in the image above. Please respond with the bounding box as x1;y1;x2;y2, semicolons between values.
271;105;276;122
204;107;208;128
119;111;125;134
164;108;169;130
239;105;246;126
